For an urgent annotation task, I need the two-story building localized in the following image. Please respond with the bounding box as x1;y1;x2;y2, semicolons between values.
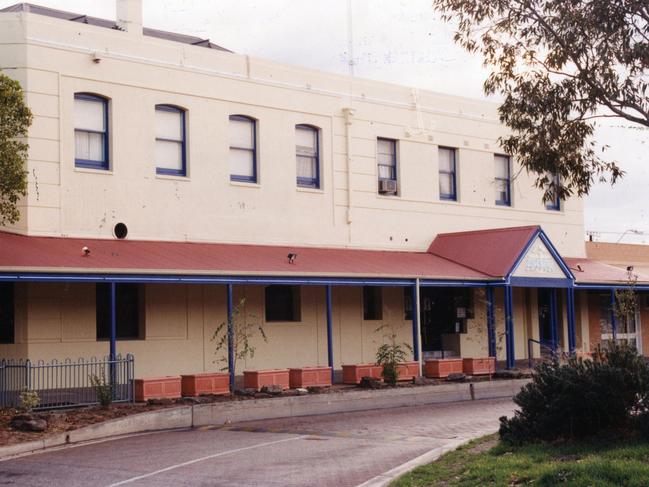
1;1;648;393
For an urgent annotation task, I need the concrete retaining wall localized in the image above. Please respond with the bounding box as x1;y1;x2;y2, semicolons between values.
0;379;528;460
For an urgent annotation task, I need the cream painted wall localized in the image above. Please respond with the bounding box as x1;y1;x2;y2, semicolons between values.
0;11;586;256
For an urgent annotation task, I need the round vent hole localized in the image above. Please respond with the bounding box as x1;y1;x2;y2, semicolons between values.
114;223;128;239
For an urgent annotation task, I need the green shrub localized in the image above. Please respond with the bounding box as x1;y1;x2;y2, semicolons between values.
500;342;649;444
374;324;412;386
89;372;113;408
18;389;40;412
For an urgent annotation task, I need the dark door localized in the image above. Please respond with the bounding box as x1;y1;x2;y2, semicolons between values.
537;288;553;354
420;288;457;352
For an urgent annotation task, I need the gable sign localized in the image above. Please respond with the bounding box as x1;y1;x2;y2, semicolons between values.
511;235;567;279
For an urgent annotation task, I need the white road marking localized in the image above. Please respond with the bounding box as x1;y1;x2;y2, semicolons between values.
105;435;307;486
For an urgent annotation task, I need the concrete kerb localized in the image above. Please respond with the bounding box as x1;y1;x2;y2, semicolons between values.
0;378;528;461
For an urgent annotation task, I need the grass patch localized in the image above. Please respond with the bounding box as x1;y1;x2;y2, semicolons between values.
392;434;649;486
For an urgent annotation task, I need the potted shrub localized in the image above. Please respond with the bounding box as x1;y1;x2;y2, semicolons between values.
213;297;267;391
375;324;414;386
289;366;332;388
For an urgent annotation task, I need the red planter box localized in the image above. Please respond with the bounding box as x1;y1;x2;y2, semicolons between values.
181;372;230;396
396;361;420;381
462;357;495;375
243;369;290;391
289;366;332;388
424;359;463;378
342;363;383;384
134;376;181;402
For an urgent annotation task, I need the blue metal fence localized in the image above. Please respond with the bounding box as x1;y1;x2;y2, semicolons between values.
0;354;134;410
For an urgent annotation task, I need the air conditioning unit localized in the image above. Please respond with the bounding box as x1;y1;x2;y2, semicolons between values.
378;179;397;194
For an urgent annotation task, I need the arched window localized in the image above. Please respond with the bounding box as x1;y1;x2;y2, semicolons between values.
229;115;257;182
74;93;109;169
155;104;186;176
296;124;320;189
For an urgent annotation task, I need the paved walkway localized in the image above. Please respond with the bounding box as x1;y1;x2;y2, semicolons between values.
0;397;515;487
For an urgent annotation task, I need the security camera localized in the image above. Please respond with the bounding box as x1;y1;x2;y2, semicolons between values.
287;253;297;264
82;246;90;256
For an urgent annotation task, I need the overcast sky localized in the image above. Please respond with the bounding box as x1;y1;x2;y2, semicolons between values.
2;0;647;244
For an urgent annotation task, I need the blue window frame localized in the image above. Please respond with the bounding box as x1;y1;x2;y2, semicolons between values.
439;147;457;201
546;172;561;211
377;138;397;182
74;93;109;170
495;154;511;206
229;115;257;183
296;124;320;188
155;105;186;176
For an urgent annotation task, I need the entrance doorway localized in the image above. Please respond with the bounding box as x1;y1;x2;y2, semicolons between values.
420;288;472;358
537;289;555;355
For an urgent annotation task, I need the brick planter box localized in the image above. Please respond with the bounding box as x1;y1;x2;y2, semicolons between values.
289;366;332;388
181;372;230;397
243;369;290;391
396;361;420;381
424;358;463;378
462;357;496;376
342;364;384;384
134;376;181;402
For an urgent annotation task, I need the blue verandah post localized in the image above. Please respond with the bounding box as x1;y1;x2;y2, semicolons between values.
109;282;117;394
567;287;576;354
486;287;496;358
505;285;515;369
610;288;617;340
549;288;558;353
411;284;420;363
326;285;334;384
227;283;234;391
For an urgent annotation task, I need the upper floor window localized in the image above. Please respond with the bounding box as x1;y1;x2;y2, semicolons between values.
155;105;186;176
439;147;457;201
495;154;511;206
74;93;108;170
229;115;257;183
546;172;561;211
377;138;397;195
296;125;320;188
0;283;14;344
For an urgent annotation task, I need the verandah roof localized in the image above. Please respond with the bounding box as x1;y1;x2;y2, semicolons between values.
1;229;647;286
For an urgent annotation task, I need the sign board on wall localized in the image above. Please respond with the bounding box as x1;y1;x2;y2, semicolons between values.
511;236;567;279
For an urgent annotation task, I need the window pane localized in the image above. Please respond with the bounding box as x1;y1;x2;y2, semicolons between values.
297;155;316;179
495;155;509;178
439;173;453;196
96;283;142;340
75;97;105;132
156;108;182;141
75;131;104;162
296;126;316;153
230;148;254;178
377;139;395;157
363;287;383;320
439;148;455;172
265;285;301;322
0;283;14;344
378;164;394;180
156;139;183;170
230;118;254;149
495;179;510;203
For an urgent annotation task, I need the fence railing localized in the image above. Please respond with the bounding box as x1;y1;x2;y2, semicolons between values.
0;354;134;410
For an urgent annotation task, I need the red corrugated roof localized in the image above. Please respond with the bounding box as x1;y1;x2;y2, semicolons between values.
427;226;539;277
0;231;491;280
566;257;649;284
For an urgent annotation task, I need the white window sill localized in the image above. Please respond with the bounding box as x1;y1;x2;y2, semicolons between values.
230;181;261;188
74;166;113;175
297;186;324;194
156;174;190;182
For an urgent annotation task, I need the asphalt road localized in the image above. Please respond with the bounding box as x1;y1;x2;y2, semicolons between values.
0;398;515;487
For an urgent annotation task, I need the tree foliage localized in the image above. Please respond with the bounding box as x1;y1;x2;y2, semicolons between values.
434;0;649;201
0;72;31;225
